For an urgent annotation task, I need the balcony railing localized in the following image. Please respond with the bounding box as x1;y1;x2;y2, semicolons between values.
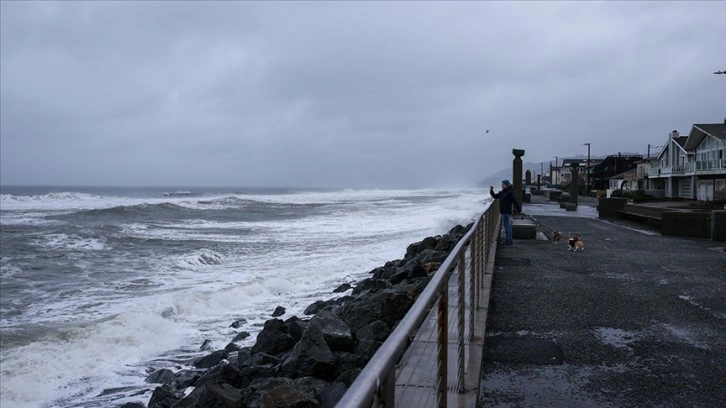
649;165;685;177
695;159;726;172
648;159;725;177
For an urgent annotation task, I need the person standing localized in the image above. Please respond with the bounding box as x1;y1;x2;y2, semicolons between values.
490;179;522;245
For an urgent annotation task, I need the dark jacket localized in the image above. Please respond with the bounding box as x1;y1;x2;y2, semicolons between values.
490;186;521;215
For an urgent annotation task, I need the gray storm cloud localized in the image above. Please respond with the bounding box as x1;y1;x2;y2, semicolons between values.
1;1;724;188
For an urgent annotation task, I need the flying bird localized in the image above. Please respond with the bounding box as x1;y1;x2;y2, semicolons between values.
485;130;489;134
714;70;726;75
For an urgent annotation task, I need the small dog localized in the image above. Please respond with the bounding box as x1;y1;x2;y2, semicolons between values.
552;231;562;244
567;234;584;251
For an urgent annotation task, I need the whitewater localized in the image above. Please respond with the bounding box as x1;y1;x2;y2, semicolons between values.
0;186;489;407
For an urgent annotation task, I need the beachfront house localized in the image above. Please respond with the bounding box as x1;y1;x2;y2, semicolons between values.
649;121;726;201
591;154;643;192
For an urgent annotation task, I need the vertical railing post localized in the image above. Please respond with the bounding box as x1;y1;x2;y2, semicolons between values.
469;225;477;340
381;369;395;408
458;253;466;392
437;286;448;408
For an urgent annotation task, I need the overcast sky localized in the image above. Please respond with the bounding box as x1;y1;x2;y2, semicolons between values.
1;1;724;188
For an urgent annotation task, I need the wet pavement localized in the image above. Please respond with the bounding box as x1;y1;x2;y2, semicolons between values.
478;195;726;407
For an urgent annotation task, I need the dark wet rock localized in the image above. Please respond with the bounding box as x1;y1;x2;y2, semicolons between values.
370;264;398;280
332;282;351;293
230;319;247;328
225;342;242;352
148;384;183;408
119;403;146;408
272;306;286;317
252;318;297;355
243;352;281;367
350;278;392;295
385;259;405;268
304;296;353;315
241;377;293;406
405;236;439;260
145;368;175;385
304;300;329;315
282;320;335;379
172;369;202;389
232;331;251;342
199;339;213;351
194;362;247;388
173;382;242;408
422;261;442;275
355;320;390;343
332;352;367;377
259;384;320;408
388;267;410;285
416;249;449;265
339;290;414;332
335;368;362;387
312;311;355;351
354;339;382;361
237;347;253;366
449;223;466;236
434;233;459;252
285;316;308;342
398;278;431;299
320;382;347;408
260;384;318;407
193;349;229;369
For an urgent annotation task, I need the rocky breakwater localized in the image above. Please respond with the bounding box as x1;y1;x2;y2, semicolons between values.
136;223;472;408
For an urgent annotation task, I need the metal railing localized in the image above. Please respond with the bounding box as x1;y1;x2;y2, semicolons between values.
336;200;500;408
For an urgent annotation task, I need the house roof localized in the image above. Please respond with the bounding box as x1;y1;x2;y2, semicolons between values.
656;136;688;160
684;123;726;150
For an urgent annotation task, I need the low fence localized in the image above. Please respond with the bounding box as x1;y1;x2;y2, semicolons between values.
336;200;501;407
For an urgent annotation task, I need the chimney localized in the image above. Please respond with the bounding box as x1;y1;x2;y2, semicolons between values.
670;130;679;139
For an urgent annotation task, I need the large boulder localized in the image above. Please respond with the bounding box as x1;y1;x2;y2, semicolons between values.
351;278;392;295
193;349;229;369
173;383;242;408
282;320;335;379
148;384;183;408
194;362;248;389
272;306;286;317
434;233;459;252
415;249;449;265
355;320;390;344
338;290;415;332
252;319;297;355
145;368;175;385
259;384;320;408
311;311;354;352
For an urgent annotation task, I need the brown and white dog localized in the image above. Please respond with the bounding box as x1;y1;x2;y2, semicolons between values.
552;231;562;244
567;234;584;251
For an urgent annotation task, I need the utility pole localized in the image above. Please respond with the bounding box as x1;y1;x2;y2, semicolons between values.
584;143;591;195
553;156;558;187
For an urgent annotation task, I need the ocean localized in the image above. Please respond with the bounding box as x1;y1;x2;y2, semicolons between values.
0;185;489;407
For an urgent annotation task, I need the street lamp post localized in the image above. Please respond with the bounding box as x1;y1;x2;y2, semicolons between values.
584;143;591;195
553;156;558;187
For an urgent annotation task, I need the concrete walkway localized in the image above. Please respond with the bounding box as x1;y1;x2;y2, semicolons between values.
478;195;726;407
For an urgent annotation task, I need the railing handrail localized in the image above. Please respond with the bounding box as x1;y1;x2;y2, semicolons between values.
336;201;494;407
